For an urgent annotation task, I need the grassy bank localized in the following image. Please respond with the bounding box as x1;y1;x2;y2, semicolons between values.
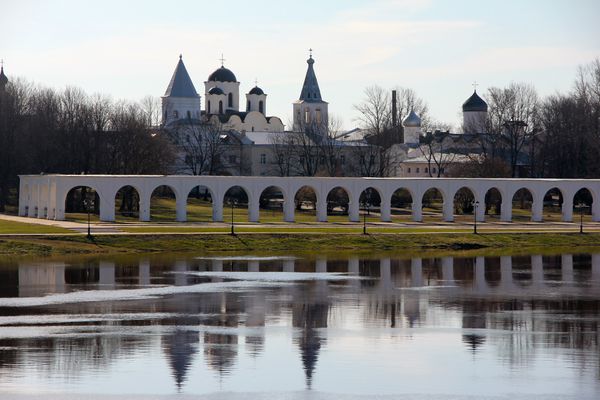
1;232;600;258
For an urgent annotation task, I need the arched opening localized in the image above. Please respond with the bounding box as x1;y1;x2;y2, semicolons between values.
64;186;99;222
542;187;563;222
326;187;349;219
115;185;140;222
247;100;250;111
187;185;214;222
150;185;177;222
359;187;382;223
390;188;413;222
422;188;444;223
484;188;502;220
224;186;249;222
208;101;211;114
294;186;317;222
219;101;223;114
573;188;594;222
511;188;533;222
259;186;284;221
228;92;233;108
258;100;264;114
453;187;475;221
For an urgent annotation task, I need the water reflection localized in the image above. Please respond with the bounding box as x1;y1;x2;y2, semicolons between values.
0;252;598;397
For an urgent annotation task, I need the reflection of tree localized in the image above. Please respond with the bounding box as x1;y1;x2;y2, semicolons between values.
161;328;199;391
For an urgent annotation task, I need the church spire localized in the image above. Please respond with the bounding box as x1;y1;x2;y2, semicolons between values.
0;60;8;91
299;49;324;102
164;55;199;98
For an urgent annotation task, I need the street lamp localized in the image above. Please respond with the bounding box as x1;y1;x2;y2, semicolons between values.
577;202;587;234
363;201;370;235
473;200;480;234
230;198;237;236
83;196;94;239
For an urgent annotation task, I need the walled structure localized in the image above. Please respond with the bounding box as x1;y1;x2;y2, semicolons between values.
19;174;600;224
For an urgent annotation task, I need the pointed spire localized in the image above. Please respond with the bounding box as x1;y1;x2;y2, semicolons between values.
164;55;199;98
0;59;8;88
299;50;324;102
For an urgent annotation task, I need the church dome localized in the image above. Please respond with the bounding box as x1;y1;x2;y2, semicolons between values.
462;91;488;112
0;67;8;86
248;86;264;95
403;110;421;127
208;86;225;95
208;66;237;82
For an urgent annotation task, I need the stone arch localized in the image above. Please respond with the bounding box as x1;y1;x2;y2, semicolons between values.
294;185;319;221
115;185;141;221
359;187;382;221
259;185;285;221
326;186;350;219
391;187;413;222
542;187;564;222
150;185;178;222
573;187;594;220
187;185;215;222
452;186;476;218
421;187;445;222
64;185;100;222
511;187;533;222
484;187;502;219
223;185;251;222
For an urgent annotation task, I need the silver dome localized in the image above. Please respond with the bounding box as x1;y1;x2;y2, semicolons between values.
402;110;421;127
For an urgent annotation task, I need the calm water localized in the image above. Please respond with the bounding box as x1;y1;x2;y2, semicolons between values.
0;252;598;399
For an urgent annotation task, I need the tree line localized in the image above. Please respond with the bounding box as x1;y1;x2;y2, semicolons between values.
0;79;174;211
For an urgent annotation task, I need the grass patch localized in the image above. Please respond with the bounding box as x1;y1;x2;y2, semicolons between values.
0;219;74;234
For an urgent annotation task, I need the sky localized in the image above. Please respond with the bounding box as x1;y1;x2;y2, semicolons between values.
1;0;599;129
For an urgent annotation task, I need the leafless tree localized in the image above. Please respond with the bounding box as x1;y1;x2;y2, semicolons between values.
318;115;344;176
353;85;391;137
418;132;457;177
269;131;297;177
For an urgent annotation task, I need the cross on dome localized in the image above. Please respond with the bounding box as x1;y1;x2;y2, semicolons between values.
309;48;313;58
472;81;479;91
219;53;226;67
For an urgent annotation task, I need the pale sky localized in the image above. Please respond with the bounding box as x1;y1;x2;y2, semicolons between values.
1;0;599;129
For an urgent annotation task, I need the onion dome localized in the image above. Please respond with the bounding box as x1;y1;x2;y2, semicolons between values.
208;66;237;82
248;86;264;95
462;90;488;112
208;87;225;95
402;110;421;127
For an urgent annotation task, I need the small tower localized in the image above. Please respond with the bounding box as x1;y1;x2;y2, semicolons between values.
0;61;8;93
293;50;328;133
402;110;422;144
162;55;201;125
462;86;488;133
246;85;266;115
205;56;240;114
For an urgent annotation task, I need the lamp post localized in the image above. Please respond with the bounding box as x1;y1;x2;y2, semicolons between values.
363;201;370;235
473;200;479;234
230;198;236;236
84;197;94;239
578;202;586;234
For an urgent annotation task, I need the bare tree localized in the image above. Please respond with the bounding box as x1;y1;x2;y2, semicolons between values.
269;131;297;177
418;132;457;177
139;95;162;127
353;85;391;137
318;115;344;176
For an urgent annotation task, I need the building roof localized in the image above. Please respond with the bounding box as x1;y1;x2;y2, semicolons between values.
164;56;199;98
208;66;237;82
298;54;324;103
208;87;225;95
0;66;8;86
248;86;265;95
462;90;488;112
402;110;421;127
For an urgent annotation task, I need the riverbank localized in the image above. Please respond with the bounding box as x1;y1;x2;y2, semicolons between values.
2;231;600;258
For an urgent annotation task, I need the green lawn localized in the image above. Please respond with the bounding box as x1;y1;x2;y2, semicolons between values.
0;219;74;234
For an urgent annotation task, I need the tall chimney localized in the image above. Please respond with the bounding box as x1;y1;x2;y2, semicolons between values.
391;90;397;127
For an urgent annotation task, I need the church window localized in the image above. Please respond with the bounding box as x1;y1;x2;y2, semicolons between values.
252;126;255;132
259;101;264;114
186;110;191;119
304;108;310;124
164;110;168;121
260;154;266;164
228;93;233;107
208;101;211;114
308;93;311;99
316;109;322;124
424;167;428;173
173;110;179;118
416;167;420;173
408;167;411;173
219;101;223;114
247;101;250;111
